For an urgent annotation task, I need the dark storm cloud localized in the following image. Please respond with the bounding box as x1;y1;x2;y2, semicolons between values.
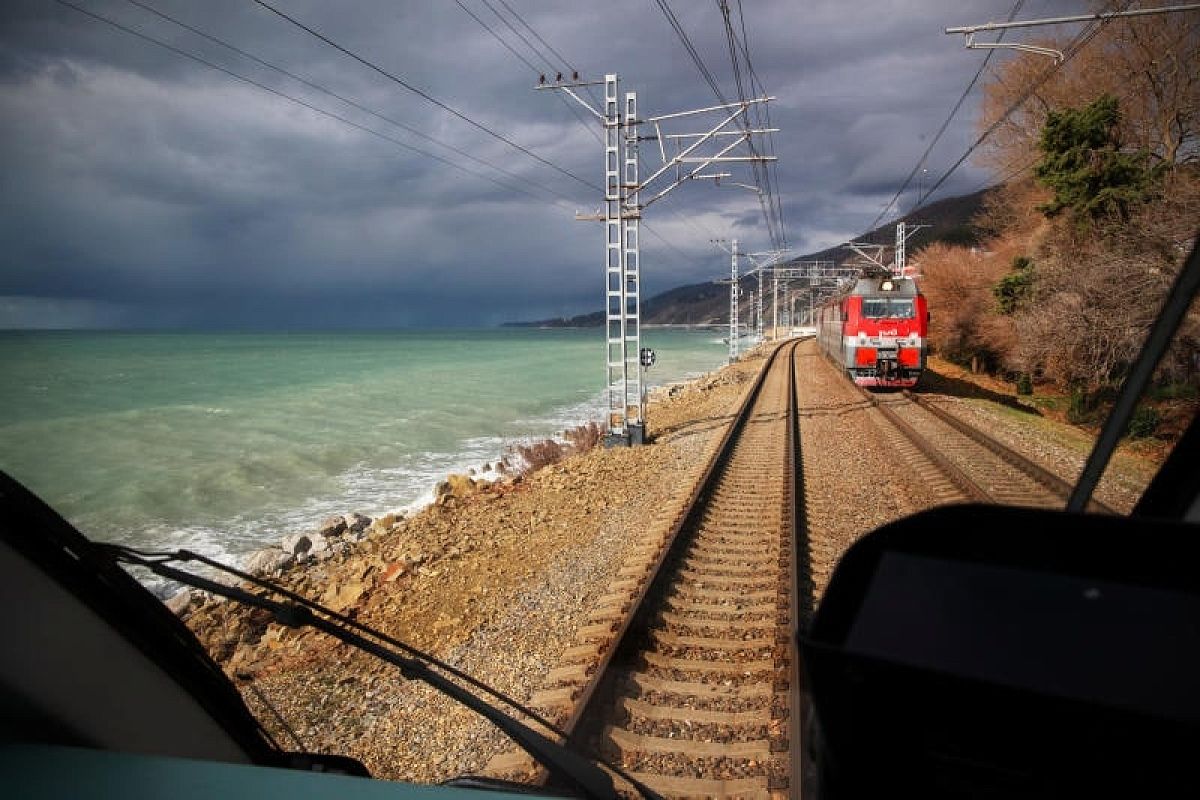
1;0;1082;327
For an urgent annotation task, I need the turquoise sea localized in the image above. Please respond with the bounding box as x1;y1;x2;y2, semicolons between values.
0;328;727;584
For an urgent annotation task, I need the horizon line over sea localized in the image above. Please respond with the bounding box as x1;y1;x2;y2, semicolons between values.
0;322;729;333
0;328;730;591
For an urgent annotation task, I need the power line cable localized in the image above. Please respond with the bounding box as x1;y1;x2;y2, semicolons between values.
716;0;783;243
122;0;582;207
52;0;576;210
490;0;603;111
654;0;727;104
251;0;601;193
456;0;541;73
454;0;603;146
718;0;781;250
735;0;787;248
908;0;1131;217
481;0;555;74
967;153;1039;196
869;0;1026;230
654;0;782;249
718;0;772;248
498;0;577;77
59;1;702;301
454;2;700;271
642;220;696;264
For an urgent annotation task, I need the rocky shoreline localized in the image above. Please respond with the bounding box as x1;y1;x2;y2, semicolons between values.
173;349;766;780
167;341;1165;783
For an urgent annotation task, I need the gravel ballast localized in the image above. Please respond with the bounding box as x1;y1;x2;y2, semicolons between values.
177;339;1166;784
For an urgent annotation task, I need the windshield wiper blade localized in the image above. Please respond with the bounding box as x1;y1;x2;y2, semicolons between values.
102;545;643;800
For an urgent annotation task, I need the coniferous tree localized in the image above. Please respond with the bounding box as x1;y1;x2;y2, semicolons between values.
1034;94;1164;222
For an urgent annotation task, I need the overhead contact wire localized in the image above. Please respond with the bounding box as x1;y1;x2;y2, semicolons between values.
735;0;788;248
122;0;582;207
251;0;601;193
53;0;576;210
455;0;603;146
655;0;782;249
870;0;1026;231
909;0;1132;216
719;0;780;250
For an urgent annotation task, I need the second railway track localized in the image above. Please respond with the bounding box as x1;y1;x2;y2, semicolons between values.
863;386;1114;513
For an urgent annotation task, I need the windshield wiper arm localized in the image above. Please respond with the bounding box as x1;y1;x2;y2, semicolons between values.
105;546;627;800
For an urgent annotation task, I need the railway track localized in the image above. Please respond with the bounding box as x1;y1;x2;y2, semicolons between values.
483;338;1109;798
861;386;1114;513
574;340;799;799
485;341;802;798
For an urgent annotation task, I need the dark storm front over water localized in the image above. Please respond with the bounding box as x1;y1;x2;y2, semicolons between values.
0;328;726;568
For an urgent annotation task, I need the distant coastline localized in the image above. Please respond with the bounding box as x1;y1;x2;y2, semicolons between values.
502;319;725;330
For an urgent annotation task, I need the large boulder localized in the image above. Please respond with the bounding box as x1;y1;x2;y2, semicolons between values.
439;472;475;496
346;512;372;533
318;515;348;538
244;548;294;577
321;579;365;612
307;534;331;560
281;533;313;557
367;513;404;539
164;589;193;616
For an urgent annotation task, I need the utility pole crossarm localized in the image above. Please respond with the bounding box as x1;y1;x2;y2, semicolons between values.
844;241;889;271
946;4;1200;61
675;156;778;163
661;129;780;139
640;105;747;193
945;4;1200;34
535;72;782;446
643;134;762;209
646;96;774;123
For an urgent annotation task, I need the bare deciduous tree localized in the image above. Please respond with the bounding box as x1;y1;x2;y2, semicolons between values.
976;3;1199;174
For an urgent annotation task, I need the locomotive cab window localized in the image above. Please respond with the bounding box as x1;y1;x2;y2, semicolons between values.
862;299;889;318
862;298;914;319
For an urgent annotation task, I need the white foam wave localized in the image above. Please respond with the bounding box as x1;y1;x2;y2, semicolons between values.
120;339;726;595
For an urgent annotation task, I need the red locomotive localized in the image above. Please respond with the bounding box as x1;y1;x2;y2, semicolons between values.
816;275;928;388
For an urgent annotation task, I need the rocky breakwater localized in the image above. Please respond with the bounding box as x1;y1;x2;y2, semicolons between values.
173;348;768;782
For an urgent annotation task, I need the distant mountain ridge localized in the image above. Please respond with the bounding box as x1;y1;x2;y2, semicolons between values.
504;188;988;327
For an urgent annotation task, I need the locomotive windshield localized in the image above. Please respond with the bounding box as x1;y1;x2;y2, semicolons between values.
862;298;915;319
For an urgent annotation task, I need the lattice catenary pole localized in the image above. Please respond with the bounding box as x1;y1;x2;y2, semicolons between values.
538;73;775;445
728;239;739;363
623;88;644;445
602;74;628;443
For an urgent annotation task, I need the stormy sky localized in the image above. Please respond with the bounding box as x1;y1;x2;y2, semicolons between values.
0;0;1081;328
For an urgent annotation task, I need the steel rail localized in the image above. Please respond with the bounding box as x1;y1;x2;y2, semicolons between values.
561;341;792;739
857;384;1119;512
786;341;809;798
571;338;802;796
857;387;993;502
490;340;799;793
903;391;1116;514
